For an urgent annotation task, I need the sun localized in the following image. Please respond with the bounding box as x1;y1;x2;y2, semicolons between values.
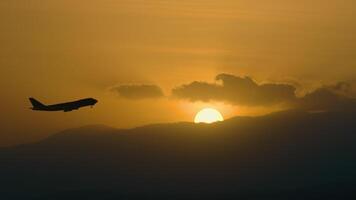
194;108;224;124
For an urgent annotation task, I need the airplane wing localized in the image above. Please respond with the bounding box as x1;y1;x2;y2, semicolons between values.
63;105;80;112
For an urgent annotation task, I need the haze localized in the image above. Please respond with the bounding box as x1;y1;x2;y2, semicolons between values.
1;0;356;146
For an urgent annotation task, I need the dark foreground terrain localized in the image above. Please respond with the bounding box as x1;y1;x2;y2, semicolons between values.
1;110;356;199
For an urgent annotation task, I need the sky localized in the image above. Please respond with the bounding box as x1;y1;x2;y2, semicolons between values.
1;0;356;146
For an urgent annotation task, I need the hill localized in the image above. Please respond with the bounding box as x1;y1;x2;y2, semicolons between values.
1;110;356;199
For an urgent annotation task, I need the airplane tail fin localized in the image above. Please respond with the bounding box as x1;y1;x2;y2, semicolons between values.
29;97;46;109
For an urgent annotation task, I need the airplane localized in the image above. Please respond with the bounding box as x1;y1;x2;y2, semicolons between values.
29;97;98;112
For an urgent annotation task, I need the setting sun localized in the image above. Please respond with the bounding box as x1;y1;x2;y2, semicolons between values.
194;108;224;124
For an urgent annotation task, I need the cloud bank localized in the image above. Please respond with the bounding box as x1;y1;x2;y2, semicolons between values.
172;74;356;111
112;74;356;111
112;84;164;100
298;85;356;111
172;73;297;106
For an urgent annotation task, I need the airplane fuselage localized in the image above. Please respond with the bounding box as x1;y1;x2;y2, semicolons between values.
30;98;98;112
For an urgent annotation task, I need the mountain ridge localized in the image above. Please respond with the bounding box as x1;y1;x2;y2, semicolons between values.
1;109;356;199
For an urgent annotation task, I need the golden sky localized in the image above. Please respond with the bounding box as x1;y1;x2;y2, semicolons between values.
1;0;356;146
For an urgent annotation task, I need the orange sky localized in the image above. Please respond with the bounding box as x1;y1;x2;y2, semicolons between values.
1;0;356;146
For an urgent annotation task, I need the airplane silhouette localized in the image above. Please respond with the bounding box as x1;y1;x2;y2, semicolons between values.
29;97;98;112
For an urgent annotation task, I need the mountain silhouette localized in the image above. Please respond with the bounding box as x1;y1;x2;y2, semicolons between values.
1;110;356;199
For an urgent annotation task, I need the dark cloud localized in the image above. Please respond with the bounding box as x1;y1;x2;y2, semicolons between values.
324;81;356;98
172;81;220;102
113;84;164;100
172;74;356;111
172;73;297;106
297;84;356;111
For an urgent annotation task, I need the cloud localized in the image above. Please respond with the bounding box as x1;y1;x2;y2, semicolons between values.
297;83;356;111
111;74;356;112
112;84;164;100
172;73;356;111
325;81;356;98
172;73;297;106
